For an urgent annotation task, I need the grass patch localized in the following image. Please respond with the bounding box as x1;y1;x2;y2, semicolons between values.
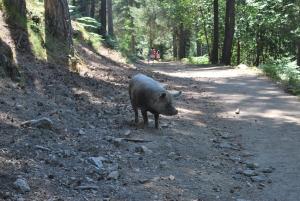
182;55;210;65
260;58;300;95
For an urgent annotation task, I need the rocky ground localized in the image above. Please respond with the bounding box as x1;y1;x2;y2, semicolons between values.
1;12;300;201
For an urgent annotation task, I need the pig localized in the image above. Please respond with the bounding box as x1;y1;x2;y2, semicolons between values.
129;73;179;129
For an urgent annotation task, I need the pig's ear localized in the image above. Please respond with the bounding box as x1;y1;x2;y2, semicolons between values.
159;92;166;99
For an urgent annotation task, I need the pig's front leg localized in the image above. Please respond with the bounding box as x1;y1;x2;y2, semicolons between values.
141;109;148;126
133;107;139;124
154;113;159;129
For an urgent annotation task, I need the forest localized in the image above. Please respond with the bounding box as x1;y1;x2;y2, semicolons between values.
0;0;300;201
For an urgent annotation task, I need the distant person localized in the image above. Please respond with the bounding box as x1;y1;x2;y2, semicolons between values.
156;50;160;61
150;48;156;60
148;48;156;64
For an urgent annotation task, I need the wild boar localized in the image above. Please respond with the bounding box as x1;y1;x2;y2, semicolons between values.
129;73;179;129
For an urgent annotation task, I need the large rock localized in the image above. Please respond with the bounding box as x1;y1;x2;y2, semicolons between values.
87;156;106;169
0;38;20;80
13;178;30;193
21;117;54;129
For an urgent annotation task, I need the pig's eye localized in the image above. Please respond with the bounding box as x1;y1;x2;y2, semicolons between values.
160;93;166;99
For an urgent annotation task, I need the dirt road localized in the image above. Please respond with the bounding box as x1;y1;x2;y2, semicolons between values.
139;62;300;201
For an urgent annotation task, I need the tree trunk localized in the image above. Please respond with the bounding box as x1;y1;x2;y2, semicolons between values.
44;0;73;59
178;23;190;59
3;0;26;19
85;0;91;17
196;40;202;56
99;0;107;37
211;0;219;64
78;0;86;16
107;0;114;36
255;31;263;66
221;0;235;65
297;40;300;67
237;38;241;65
0;38;20;80
90;0;95;18
173;28;178;59
128;0;135;54
199;7;210;58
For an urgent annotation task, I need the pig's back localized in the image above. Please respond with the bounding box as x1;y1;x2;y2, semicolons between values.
129;74;165;108
131;74;164;92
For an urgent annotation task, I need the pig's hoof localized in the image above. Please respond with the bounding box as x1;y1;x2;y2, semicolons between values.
135;122;146;129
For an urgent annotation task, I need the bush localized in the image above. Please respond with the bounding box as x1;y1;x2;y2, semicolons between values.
104;35;118;49
182;55;210;65
260;58;300;95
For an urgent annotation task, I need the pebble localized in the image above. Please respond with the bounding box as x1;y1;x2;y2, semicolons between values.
245;162;259;170
169;175;175;181
14;178;30;193
262;167;274;173
79;129;86;135
135;145;152;154
251;175;266;182
159;161;168;169
15;104;24;110
221;132;233;139
242;169;257;177
124;130;131;136
107;171;119;180
218;142;233;149
229;156;241;162
88;156;106;169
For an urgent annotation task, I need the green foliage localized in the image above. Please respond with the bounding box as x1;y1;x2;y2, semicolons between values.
104;35;118;49
76;17;101;34
182;55;210;65
73;21;103;53
0;0;3;10
260;58;300;94
76;17;101;27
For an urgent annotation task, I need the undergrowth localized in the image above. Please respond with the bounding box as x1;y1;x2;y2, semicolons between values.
260;58;300;95
182;55;210;65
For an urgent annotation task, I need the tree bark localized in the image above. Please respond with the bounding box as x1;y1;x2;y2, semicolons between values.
90;0;95;18
237;38;241;65
128;0;135;54
107;0;114;36
297;40;300;67
255;31;263;66
211;0;219;64
3;0;26;19
0;38;20;80
199;7;210;58
173;28;178;59
196;40;202;56
221;0;235;65
99;0;107;36
44;0;73;58
178;23;190;59
78;0;86;15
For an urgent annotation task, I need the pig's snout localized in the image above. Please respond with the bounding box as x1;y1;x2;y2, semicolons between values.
164;107;178;116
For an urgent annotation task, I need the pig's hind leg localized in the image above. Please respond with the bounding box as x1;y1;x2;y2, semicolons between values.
133;107;139;124
154;113;159;129
141;109;149;126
